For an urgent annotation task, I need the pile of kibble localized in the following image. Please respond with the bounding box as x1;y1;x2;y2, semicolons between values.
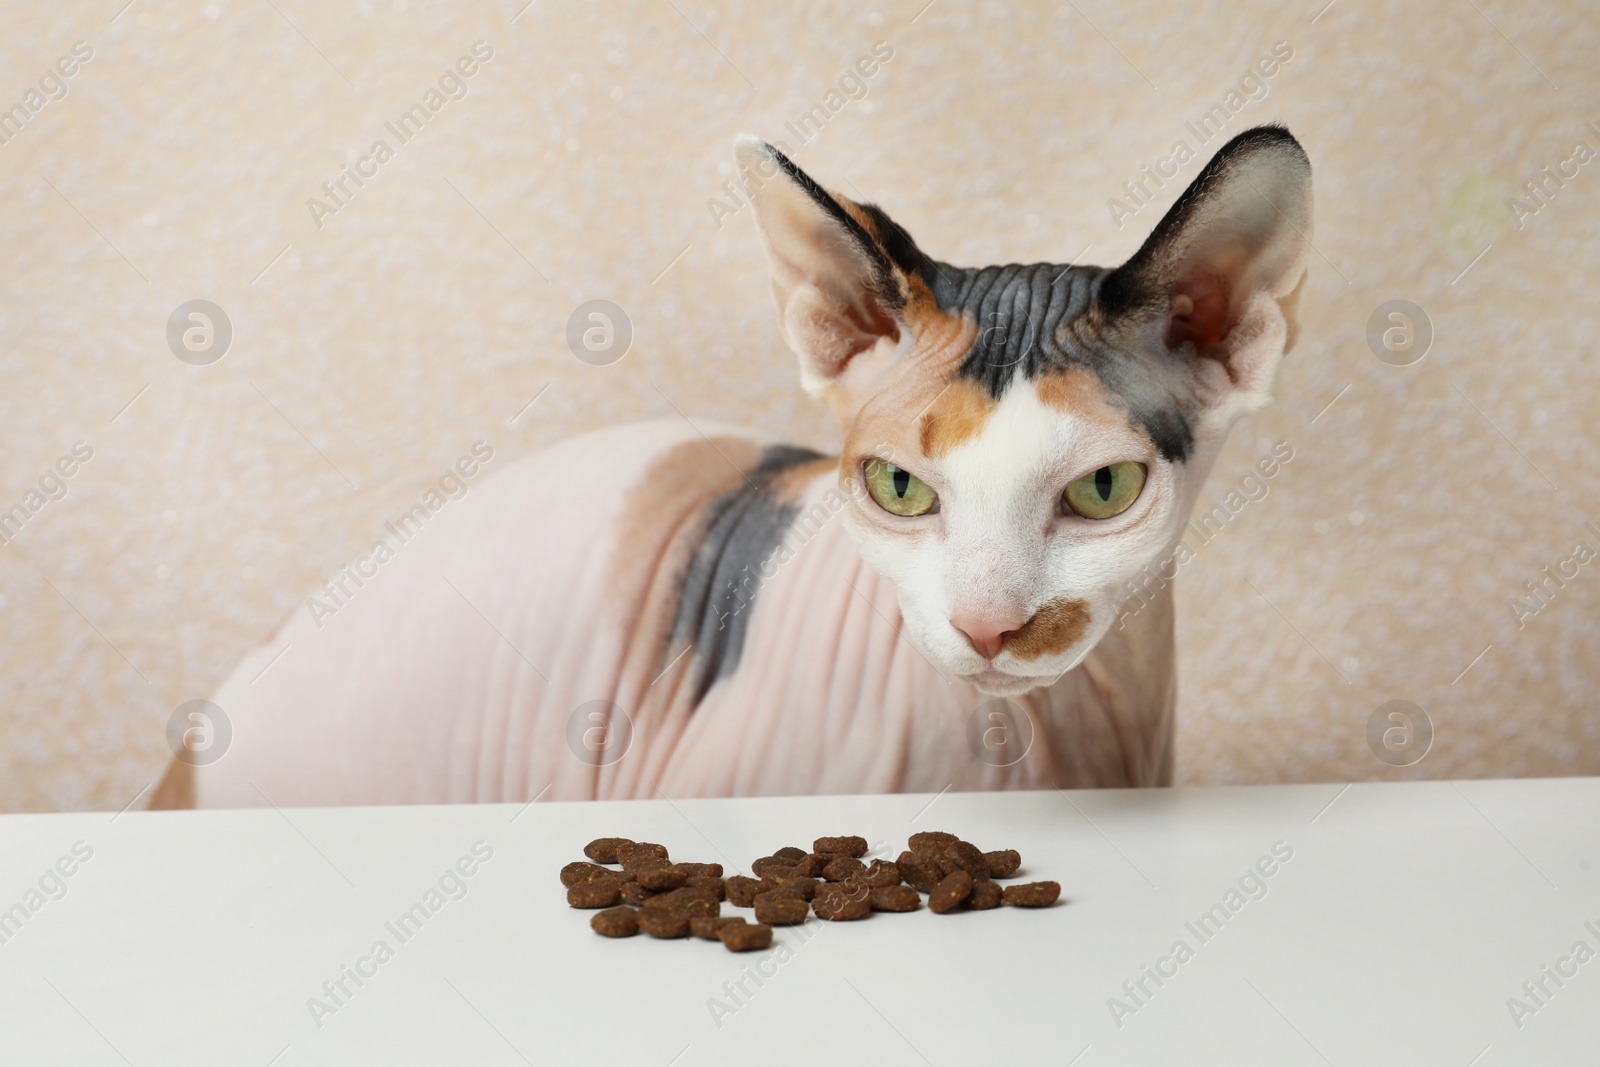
561;831;1061;953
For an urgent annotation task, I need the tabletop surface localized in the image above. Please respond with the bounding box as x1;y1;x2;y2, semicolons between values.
1;779;1597;1066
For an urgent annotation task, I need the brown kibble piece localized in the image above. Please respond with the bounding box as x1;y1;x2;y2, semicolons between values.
717;921;774;952
636;865;688;891
942;841;990;880
687;875;726;900
638;909;691;938
822;857;866;882
794;853;830;877
1003;881;1061;907
813;836;869;858
619;882;654;905
560;861;614;888
617;841;669;869
983;850;1022;878
862;860;901;888
675;862;724;879
869;885;921;912
929;870;974;913
753;892;810;925
896;852;942;894
908;831;959;854
583;838;633;864
725;875;763;907
683;896;721;919
812;882;871;921
567;880;622;909
968;879;1004;910
751;857;798;879
768;875;820;901
642;887;719;917
636;887;680;908
773;846;808;862
590;906;639;937
690;916;742;940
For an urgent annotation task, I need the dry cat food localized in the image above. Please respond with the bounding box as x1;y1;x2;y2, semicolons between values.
643;887;721;919
562;830;1061;951
750;855;795;878
616;841;669;868
637;908;692;939
928;870;974;914
590;906;638;937
687;874;727;900
691;915;742;940
908;831;958;852
583;838;632;864
811;881;871;921
895;851;943;894
561;861;613;888
753;892;810;925
813;836;869;857
862;860;901;888
868;884;921;912
940;841;990;878
767;874;820;900
968;879;1004;910
635;865;687;891
821;857;867;882
717;919;774;952
724;875;763;908
567;880;621;909
985;850;1021;878
1002;881;1062;907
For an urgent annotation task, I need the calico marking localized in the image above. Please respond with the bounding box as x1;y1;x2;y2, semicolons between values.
668;444;828;706
918;378;997;458
933;262;1198;463
1006;597;1091;661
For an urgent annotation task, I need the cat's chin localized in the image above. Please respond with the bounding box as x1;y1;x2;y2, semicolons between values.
962;669;1053;696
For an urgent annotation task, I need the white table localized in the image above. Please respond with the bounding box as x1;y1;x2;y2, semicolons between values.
1;780;1596;1065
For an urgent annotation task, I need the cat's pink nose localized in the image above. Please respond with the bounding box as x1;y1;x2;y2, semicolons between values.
951;610;1030;660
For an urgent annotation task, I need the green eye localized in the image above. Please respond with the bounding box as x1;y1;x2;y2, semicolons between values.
865;460;938;517
1063;462;1146;519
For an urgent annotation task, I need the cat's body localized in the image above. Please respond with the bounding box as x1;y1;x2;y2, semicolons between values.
157;125;1310;809
172;418;1175;809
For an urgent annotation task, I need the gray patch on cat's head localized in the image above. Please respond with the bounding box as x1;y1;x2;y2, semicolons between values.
847;208;1201;462
842;126;1312;464
934;262;1199;462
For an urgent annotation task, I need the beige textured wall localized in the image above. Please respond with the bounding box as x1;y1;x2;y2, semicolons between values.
2;0;1597;811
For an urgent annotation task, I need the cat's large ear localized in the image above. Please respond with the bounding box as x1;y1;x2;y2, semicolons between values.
1097;125;1312;412
735;136;912;396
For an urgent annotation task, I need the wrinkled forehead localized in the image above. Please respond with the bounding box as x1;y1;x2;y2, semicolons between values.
847;259;1195;467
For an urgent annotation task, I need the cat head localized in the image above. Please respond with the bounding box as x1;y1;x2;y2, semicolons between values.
738;126;1312;695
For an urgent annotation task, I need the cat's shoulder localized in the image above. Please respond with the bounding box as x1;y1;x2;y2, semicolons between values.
522;417;790;466
488;417;819;498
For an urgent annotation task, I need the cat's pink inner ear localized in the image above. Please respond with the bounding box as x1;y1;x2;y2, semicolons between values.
786;285;898;379
1163;245;1250;358
1100;128;1312;392
735;135;902;386
1164;277;1227;354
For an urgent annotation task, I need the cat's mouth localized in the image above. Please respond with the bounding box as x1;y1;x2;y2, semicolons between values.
962;667;1053;696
